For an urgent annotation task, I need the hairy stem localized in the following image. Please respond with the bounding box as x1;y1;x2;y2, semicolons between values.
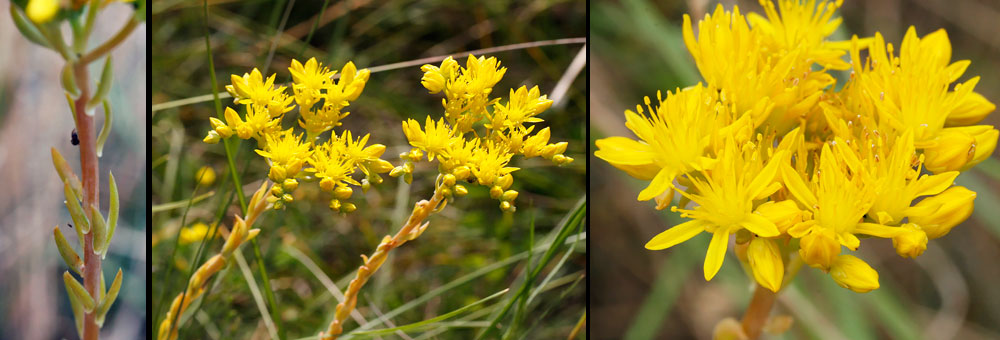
73;62;100;340
741;284;777;340
322;178;447;340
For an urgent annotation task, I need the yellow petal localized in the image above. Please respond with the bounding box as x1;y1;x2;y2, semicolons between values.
780;163;817;208
921;129;974;173
748;237;784;292
947;91;995;126
742;213;779;238
645;220;706;250
593;137;657;166
755;200;802;234
637;167;676;201
704;229;730;281
910;186;976;239
914;171;958;197
829;254;880;293
746;150;785;199
799;229;840;269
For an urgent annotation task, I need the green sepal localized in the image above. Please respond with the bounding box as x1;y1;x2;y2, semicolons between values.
65;182;89;233
90;205;107;255
9;3;50;48
63;271;95;312
96;100;112;157
96;268;123;326
86;56;112;112
53;226;83;275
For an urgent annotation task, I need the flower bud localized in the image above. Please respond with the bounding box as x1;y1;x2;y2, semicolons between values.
334;186;353;200
442;174;457;187
501;190;519;202
271;185;284;197
389;166;406;178
552;154;569;165
910;186;976;239
497;174;514;190
891;223;928;258
282;178;299;192
196;166;216;187
829;254;879;293
748;237;784;292
454;185;468;196
490;186;503;199
421;69;447;94
453;166;471;180
281;194;294;203
268;165;287;182
320;177;336;192
798;229;840;270
922;129;975;173
500;201;514;212
203;131;221;144
329;199;342;211
341;202;357;213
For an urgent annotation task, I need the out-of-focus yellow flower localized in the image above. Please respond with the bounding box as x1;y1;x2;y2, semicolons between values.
179;222;213;245
195;166;216;187
26;0;59;24
829;254;879;293
909;186;976;239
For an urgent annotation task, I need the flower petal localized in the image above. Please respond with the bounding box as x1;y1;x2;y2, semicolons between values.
638;167;677;201
704;229;730;281
743;213;780;237
914;171;958;197
645;220;706;250
748;237;784;292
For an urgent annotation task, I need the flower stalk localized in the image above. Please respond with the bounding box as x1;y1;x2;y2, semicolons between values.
321;176;447;339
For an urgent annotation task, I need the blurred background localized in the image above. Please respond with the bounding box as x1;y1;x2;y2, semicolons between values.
0;2;147;339
591;0;1000;339
151;1;584;339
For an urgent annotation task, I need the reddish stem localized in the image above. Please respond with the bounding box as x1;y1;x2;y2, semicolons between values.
741;284;777;340
73;64;101;340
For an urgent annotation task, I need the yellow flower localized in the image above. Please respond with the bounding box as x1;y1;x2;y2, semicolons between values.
217;105;282;142
489;85;552;131
891;223;928;258
783;142;870;254
195;166;216;187
289;57;335;94
179;222;213;245
331;130;392;177
645;138;783;280
851;27;997;172
829;254;879;293
909;186;976;239
255;129;312;182
748;0;851;70
421;55;506;132
402;117;456;161
26;0;59;24
226;68;293;118
594;84;723;201
309;140;359;192
471;141;519;187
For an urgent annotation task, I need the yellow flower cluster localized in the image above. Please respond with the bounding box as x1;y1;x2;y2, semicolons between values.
596;0;995;293
204;58;393;211
392;55;573;212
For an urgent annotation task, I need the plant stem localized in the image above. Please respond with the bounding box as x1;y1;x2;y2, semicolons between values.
741;284;777;340
78;17;138;66
322;178;447;340
73;62;101;340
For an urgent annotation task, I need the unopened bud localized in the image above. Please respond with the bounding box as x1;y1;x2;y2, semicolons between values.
334;186;353;200
490;186;503;199
501;190;518;202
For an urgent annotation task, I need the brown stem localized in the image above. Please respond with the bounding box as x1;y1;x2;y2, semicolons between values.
74;63;101;340
741;284;777;340
322;181;448;340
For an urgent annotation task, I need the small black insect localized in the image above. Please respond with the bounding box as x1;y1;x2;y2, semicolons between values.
68;223;73;229
71;129;79;145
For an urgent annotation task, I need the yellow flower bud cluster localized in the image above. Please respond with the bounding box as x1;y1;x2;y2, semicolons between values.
392;54;573;212
598;0;994;294
204;58;391;212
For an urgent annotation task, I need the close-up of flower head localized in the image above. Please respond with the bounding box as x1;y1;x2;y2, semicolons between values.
592;0;1000;339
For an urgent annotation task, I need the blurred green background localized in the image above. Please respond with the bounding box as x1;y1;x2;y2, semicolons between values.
151;1;585;339
0;2;147;339
591;0;1000;339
